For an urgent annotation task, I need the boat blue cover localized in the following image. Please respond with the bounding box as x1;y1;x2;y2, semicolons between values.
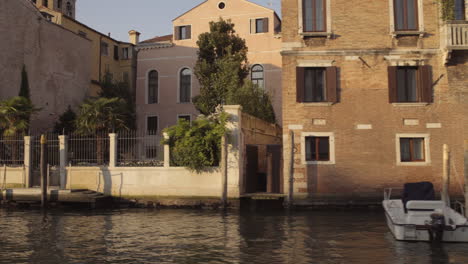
402;182;436;212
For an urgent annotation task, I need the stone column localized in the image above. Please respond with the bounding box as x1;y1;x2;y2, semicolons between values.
59;135;68;189
23;136;32;188
109;133;117;168
464;140;468;217
163;132;170;168
224;105;243;198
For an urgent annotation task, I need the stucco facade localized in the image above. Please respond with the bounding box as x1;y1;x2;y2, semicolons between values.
0;0;91;131
35;0;137;96
136;0;283;135
281;0;468;203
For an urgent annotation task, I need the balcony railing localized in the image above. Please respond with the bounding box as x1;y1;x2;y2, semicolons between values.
447;23;468;49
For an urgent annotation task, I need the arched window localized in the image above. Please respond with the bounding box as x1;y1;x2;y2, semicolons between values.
66;2;72;16
179;68;191;103
251;64;264;89
148;70;158;104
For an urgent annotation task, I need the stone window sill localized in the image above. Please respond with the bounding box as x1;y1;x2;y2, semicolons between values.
396;161;431;166
392;103;429;107
392;31;425;38
301;102;334;107
300;32;333;39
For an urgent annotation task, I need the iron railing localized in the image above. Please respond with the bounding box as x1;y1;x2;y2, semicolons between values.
68;132;109;166
0;134;24;167
117;130;164;167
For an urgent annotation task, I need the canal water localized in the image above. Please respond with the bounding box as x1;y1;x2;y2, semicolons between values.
1;209;467;264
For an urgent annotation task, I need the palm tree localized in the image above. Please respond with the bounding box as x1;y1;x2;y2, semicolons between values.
75;97;130;164
0;96;39;163
0;96;38;136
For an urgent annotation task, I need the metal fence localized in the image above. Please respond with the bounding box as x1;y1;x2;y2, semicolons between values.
117;130;164;167
0;134;25;167
68;132;109;166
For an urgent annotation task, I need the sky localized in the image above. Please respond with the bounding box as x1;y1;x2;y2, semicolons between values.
76;0;281;42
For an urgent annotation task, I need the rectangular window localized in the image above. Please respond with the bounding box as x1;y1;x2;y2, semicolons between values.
303;0;326;32
399;138;425;162
397;67;417;102
113;45;119;60
122;47;129;60
78;30;87;38
305;136;330;161
101;42;108;56
455;0;466;20
147;116;158;135
43;0;48;7
297;66;337;103
388;66;432;103
175;26;191;40
251;18;269;34
304;68;326;102
57;0;62;8
178;115;191;123
394;0;418;31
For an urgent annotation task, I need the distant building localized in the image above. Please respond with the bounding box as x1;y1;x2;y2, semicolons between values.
281;0;468;203
0;0;91;131
135;0;282;136
33;0;137;96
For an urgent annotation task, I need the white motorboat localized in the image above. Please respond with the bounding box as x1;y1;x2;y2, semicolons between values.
383;182;468;242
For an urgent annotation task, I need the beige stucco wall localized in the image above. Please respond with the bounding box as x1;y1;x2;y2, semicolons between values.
281;0;468;202
0;0;91;131
136;0;283;135
0;167;26;188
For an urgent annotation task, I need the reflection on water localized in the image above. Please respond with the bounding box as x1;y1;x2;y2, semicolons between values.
0;209;466;264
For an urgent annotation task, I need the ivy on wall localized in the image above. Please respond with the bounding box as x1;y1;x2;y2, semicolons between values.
438;0;455;21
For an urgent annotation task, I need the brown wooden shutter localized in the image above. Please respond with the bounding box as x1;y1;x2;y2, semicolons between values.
263;18;269;33
296;67;305;103
250;19;255;33
388;66;398;103
186;25;192;39
326;67;337;103
174;27;180;40
418;65;432;103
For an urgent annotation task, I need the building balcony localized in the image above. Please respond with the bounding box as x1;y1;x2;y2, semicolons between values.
446;23;468;50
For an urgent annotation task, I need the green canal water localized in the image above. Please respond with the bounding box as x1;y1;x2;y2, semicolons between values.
1;209;467;264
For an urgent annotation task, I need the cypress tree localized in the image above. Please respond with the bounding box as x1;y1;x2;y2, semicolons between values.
19;65;30;100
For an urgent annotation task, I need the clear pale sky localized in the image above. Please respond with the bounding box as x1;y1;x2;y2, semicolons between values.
76;0;281;43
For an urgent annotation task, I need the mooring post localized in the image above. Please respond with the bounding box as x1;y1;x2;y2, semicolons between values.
464;140;468;217
442;144;450;207
40;135;48;207
221;134;228;208
288;131;294;206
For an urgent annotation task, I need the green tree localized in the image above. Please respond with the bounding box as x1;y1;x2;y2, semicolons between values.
163;112;228;172
193;18;275;123
19;65;30;100
53;106;77;134
99;71;136;129
0;96;38;136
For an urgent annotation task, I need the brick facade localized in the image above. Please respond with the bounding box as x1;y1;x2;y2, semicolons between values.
281;0;468;203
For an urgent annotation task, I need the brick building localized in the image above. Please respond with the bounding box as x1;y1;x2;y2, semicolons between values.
281;0;468;204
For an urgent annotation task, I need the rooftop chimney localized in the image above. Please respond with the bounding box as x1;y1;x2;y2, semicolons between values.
128;30;141;45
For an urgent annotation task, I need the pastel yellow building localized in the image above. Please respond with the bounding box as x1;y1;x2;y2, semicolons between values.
32;0;137;96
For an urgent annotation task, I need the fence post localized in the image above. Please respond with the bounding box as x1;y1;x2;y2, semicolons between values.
59;135;68;189
442;144;450;207
40;135;48;207
23;136;32;188
221;134;228;207
109;133;117;168
163;132;170;168
464;140;468;217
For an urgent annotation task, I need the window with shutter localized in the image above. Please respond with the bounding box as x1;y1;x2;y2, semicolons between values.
389;66;432;103
176;26;191;40
252;18;269;33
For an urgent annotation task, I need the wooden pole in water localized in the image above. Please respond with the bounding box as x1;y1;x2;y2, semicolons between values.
40;135;48;207
464;140;468;217
288;131;294;206
221;134;228;208
442;144;450;207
